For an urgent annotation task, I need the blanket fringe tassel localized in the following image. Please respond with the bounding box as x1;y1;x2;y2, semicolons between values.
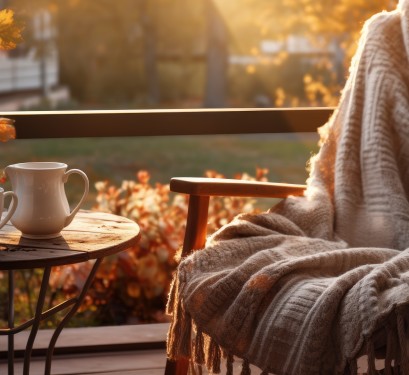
206;337;222;373
166;275;192;359
383;322;396;375
347;358;357;375
396;308;409;375
226;352;234;375
240;359;251;375
367;340;377;375
363;307;409;375
194;328;205;365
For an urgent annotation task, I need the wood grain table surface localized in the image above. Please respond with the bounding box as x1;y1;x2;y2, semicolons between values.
0;210;141;270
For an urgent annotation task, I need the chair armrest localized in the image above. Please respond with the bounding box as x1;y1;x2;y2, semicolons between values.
173;177;306;259
170;177;306;198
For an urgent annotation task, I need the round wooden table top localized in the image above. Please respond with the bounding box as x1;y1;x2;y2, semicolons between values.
0;210;141;270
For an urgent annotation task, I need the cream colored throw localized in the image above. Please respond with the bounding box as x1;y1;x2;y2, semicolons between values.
167;2;409;374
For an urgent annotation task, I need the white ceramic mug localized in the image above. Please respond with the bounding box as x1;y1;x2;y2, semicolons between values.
5;162;89;239
0;187;18;230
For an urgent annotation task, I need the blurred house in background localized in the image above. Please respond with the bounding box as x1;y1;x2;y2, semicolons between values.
0;8;69;110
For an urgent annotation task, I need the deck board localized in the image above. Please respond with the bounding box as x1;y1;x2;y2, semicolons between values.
0;350;167;375
0;323;168;358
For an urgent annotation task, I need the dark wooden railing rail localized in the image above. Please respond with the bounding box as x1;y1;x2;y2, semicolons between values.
2;107;334;139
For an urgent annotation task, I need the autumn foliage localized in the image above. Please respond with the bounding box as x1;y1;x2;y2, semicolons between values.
0;9;22;51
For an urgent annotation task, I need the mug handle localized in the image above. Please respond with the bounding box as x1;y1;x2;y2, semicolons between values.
63;169;89;227
0;191;18;230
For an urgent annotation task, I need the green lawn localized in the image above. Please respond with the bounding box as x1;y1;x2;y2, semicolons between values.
0;133;319;209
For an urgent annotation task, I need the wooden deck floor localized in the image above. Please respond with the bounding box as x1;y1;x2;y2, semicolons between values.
1;351;386;375
0;323;385;374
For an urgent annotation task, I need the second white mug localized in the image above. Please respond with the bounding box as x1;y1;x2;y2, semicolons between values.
0;187;18;230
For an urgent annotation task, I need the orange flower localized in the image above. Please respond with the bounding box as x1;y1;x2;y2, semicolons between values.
137;170;150;184
127;281;141;298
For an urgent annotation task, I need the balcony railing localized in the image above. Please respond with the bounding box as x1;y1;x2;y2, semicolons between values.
3;107;334;138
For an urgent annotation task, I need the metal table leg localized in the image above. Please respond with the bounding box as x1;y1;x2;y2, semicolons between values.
1;258;103;375
23;266;51;375
8;270;14;375
44;258;102;375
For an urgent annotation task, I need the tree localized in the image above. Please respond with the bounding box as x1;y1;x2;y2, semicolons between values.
203;0;228;107
138;0;160;106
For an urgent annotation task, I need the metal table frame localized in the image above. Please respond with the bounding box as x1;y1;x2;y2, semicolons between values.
2;260;101;375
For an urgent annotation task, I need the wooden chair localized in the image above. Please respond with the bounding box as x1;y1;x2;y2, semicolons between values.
164;177;306;375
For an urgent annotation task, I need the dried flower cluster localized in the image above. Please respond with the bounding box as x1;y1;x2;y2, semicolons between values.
48;168;269;325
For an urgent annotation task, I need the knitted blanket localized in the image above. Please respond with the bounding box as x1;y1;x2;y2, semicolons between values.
167;2;409;374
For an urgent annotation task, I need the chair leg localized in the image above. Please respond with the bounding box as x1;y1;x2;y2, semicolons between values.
164;358;189;375
165;195;210;375
181;194;210;257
